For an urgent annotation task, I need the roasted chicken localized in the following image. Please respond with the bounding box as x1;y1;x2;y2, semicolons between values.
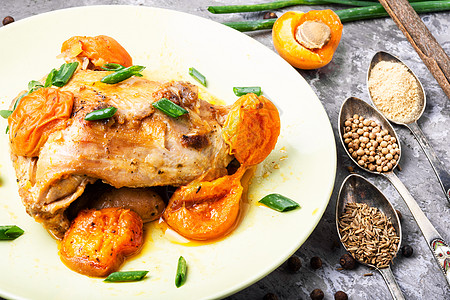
7;35;280;276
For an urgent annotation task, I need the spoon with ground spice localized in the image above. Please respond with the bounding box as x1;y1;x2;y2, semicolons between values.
339;96;450;286
336;174;404;299
367;51;450;204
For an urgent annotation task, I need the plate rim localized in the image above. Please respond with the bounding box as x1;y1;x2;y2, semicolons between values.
0;5;337;300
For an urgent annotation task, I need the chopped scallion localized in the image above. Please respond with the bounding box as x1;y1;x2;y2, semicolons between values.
104;270;149;282
84;106;118;121
175;256;187;288
13;93;27;111
27;80;44;93
101;63;126;71
189;67;207;87
52;62;79;87
0;225;24;240
44;68;57;88
259;193;300;212
153;98;188;118
233;86;262;96
101;65;145;84
0;110;12;119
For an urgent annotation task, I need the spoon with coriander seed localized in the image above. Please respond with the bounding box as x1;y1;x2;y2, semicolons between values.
367;51;450;204
338;96;450;286
336;174;404;300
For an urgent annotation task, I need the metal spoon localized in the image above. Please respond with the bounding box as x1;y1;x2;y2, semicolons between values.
368;51;450;203
336;174;404;300
338;96;450;286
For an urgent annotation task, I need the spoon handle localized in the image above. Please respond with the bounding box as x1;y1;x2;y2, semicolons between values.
407;121;450;203
384;172;450;286
378;267;405;300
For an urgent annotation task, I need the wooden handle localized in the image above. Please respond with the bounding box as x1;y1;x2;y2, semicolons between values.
378;0;450;99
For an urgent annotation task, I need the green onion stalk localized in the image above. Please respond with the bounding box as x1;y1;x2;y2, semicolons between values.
222;1;450;31
208;0;375;14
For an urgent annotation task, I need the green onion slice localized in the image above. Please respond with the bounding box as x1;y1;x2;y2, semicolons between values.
259;194;300;212
104;270;149;282
100;65;146;84
175;256;187;288
84;106;118;121
0;225;24;240
5;125;9;134
13;93;27;111
45;68;58;87
189;67;207;87
52;62;79;87
101;63;126;71
28;80;43;90
152;98;188;118
0;110;12;119
233;86;262;96
27;80;44;93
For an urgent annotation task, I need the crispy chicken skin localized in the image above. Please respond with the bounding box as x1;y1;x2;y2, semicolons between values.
11;71;233;239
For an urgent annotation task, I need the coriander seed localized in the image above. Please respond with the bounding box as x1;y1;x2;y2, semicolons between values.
342;116;398;173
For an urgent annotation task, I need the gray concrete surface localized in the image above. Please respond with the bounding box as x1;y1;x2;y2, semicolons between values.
1;1;449;299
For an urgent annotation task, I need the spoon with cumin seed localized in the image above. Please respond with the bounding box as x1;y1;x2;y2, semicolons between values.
338;96;450;287
336;174;404;300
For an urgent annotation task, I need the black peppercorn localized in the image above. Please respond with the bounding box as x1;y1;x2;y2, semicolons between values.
263;12;277;19
401;245;413;257
2;16;14;26
334;291;348;300
310;288;324;300
287;255;302;272
310;256;322;269
340;253;356;270
395;209;402;221
263;292;279;300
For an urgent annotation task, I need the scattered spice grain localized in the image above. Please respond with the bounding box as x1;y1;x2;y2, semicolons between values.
310;256;322;269
310;289;324;300
287;255;302;272
334;291;348;300
368;60;424;124
339;253;356;270
363;273;374;276
346;166;354;173
2;16;14;26
263;292;279;300
338;202;400;268
401;245;414;257
263;12;277;19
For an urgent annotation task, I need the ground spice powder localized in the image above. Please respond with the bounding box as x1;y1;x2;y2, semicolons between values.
368;60;424;124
